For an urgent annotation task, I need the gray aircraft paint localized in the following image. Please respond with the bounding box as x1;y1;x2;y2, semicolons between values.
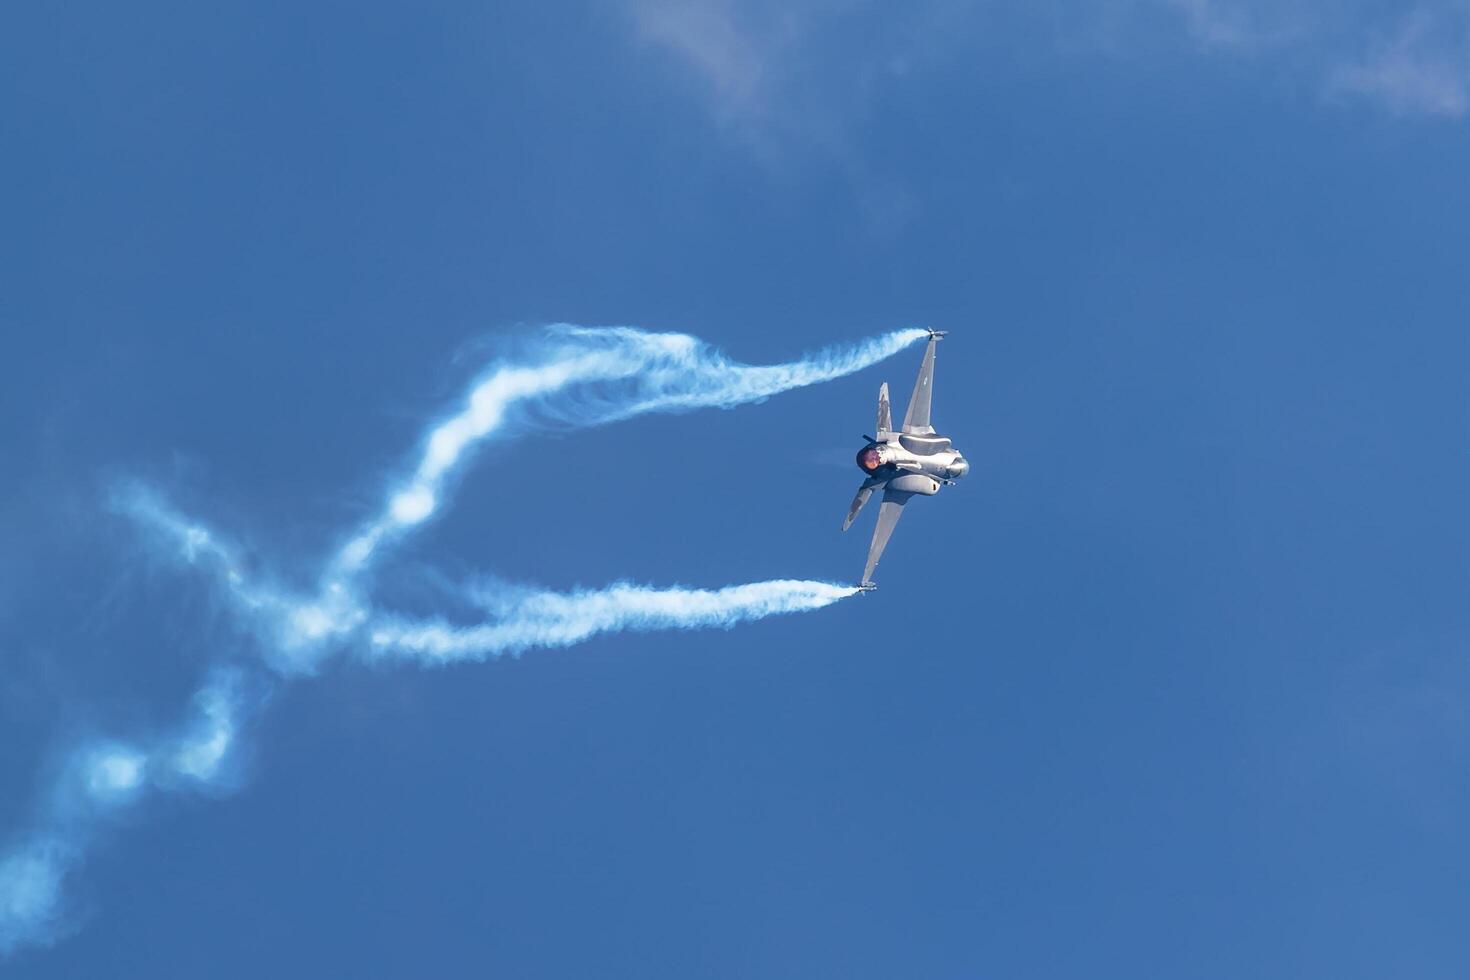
843;331;968;586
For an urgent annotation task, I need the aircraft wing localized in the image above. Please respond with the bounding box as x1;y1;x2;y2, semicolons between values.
862;488;913;585
901;334;938;435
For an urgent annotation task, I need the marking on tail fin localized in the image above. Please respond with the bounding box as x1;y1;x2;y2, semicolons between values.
876;382;893;440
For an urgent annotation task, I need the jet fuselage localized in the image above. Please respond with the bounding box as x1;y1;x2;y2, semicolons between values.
840;329;966;585
855;435;968;496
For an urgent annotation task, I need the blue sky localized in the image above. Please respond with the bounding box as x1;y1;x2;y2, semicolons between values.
3;1;1469;976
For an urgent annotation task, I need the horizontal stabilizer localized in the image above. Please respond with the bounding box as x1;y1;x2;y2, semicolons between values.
842;477;885;531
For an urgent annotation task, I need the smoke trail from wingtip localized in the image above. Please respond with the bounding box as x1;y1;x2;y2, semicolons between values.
367;579;860;664
332;326;928;577
3;324;910;955
108;325;913;676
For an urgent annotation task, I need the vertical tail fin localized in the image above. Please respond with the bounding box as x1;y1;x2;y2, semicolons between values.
876;383;894;440
902;335;937;434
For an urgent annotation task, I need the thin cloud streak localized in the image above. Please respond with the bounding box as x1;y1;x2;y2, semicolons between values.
630;0;780;120
1330;7;1470;117
624;0;1470;144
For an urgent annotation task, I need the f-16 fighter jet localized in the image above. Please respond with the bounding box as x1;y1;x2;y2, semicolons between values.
843;330;968;588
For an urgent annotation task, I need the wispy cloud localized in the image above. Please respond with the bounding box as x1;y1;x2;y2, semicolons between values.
1159;0;1470;118
621;0;935;227
1330;7;1470;117
1134;0;1470;118
622;0;1470;142
628;0;790;124
1164;0;1286;50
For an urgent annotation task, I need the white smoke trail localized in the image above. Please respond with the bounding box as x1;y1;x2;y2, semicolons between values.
0;671;254;954
332;325;927;577
119;324;920;676
112;485;367;673
368;580;859;664
0;839;73;955
2;324;917;955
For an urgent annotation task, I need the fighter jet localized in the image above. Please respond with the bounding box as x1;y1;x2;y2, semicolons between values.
843;329;968;587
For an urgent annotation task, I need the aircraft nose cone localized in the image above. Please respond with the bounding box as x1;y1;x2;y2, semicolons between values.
948;456;970;479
